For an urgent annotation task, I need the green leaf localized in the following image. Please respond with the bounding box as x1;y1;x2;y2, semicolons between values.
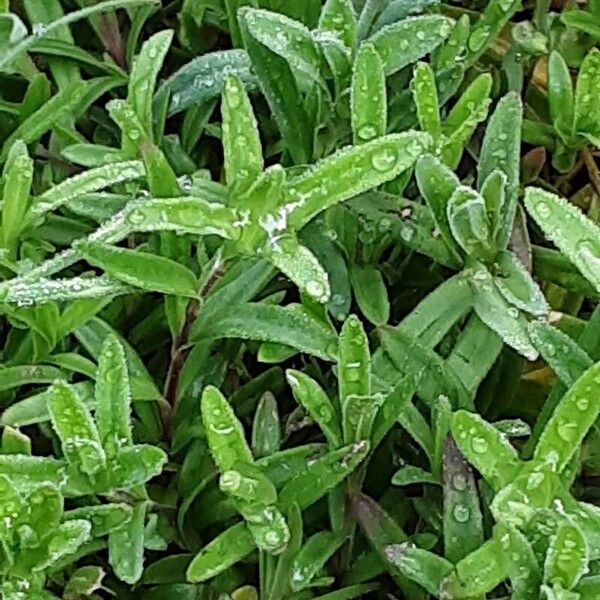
186;522;255;582
65;503;132;537
447;185;494;261
127;30;173;138
287;132;431;229
265;235;331;304
411;61;441;142
108;445;167;489
79;241;199;297
464;0;522;66
342;393;383;444
319;0;357;50
290;531;344;592
338;315;371;406
440;539;507;598
544;521;588;590
525;187;600;293
494;250;549;316
470;265;538;361
497;522;542;599
528;321;593;387
95;335;132;458
0;0;160;71
441;73;492;168
415;153;463;265
222;74;263;194
451;410;522;491
159;49;257;116
477;93;523;252
109;502;146;584
548;51;575;142
201;386;253;471
75;318;160;401
1;81;86;160
278;441;369;510
47;382;106;476
31;160;144;218
194;303;338;361
384;544;453;597
575;48;600;137
349;265;390;326
368;15;453;76
286;369;342;448
351;42;386;144
534;361;600;473
241;8;325;90
238;9;313;164
34;519;92;571
1;140;33;253
124;197;240;239
251;392;281;458
442;437;483;563
391;465;438;487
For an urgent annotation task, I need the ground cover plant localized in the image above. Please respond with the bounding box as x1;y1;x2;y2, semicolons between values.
1;0;600;598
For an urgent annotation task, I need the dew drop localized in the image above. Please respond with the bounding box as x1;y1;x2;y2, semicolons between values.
371;148;398;172
453;504;470;523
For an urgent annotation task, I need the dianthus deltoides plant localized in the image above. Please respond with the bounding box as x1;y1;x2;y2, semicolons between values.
1;0;600;599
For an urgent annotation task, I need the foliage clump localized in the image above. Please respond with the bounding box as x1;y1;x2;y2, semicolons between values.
0;0;600;598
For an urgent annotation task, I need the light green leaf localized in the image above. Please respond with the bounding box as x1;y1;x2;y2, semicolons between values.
575;48;600;137
108;502;146;584
95;335;132;458
411;61;441;141
319;0;357;50
31;160;144;217
528;321;593;387
187;522;255;582
338;315;371;406
201;386;253;471
470;265;538;361
47;382;106;476
265;235;331;303
286;369;342;448
534;361;600;473
79;241;199;297
477;92;522;252
1;140;33;253
349;265;390;326
544;521;588;590
279;441;370;510
494;250;549;316
287;131;431;229
351;42;386;144
222;74;263;194
127;30;173;138
194;303;338;361
124;197;240;239
451;410;521;491
368;15;453;76
158;49;257;116
524;187;600;293
290;531;344;592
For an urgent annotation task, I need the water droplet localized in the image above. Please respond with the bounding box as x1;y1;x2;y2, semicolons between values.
371;148;398;172
576;397;590;411
556;419;578;442
358;124;377;141
453;504;470;523
471;437;489;454
452;473;467;491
